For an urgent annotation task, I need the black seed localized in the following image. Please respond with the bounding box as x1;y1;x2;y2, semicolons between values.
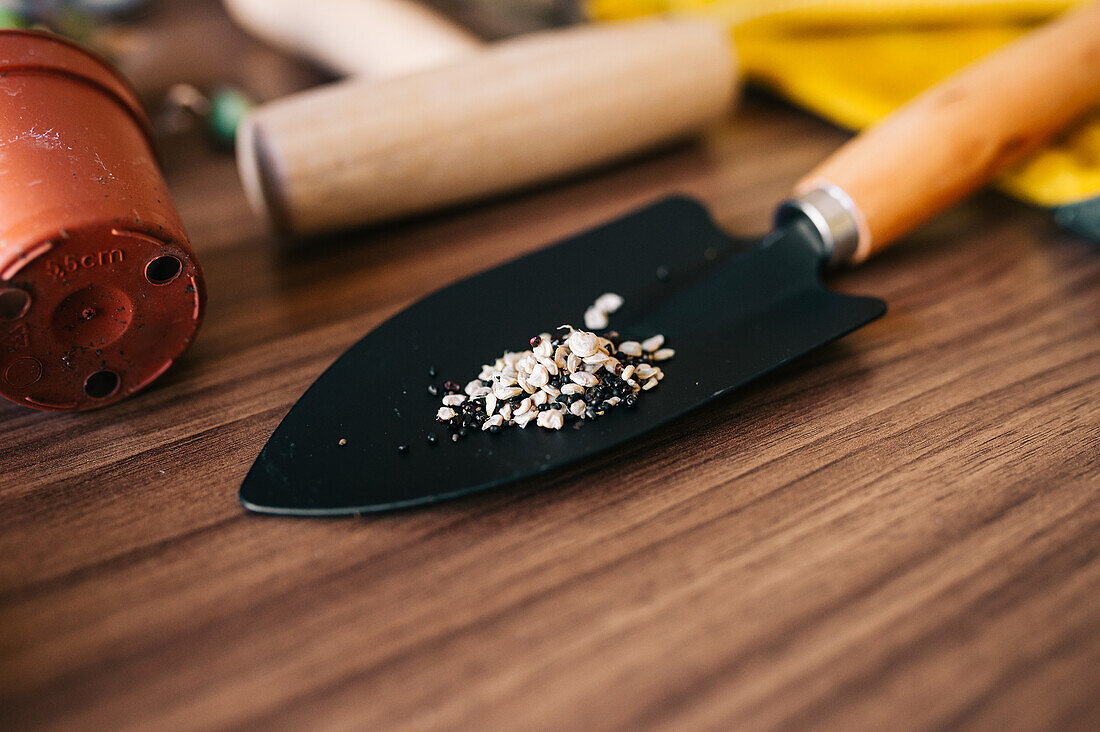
606;331;620;341
427;384;438;396
428;366;437;378
458;428;468;437
427;432;438;445
656;264;670;281
530;336;541;348
625;395;637;408
488;425;501;434
443;380;461;393
480;378;492;386
397;444;409;454
538;403;553;411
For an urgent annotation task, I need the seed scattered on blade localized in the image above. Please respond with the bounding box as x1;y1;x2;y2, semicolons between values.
430;298;673;436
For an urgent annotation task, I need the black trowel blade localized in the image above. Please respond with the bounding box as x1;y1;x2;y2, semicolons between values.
241;197;885;515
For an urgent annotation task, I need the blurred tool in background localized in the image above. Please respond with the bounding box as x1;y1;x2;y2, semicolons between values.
228;0;1100;240
226;0;738;238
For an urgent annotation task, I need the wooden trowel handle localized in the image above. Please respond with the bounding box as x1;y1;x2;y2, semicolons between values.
238;18;736;237
791;0;1100;265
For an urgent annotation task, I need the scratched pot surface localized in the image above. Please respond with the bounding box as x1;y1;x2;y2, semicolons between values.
241;198;885;515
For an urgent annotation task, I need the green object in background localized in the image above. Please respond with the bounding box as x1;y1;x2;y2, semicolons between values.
207;86;255;150
1054;197;1100;242
0;8;29;28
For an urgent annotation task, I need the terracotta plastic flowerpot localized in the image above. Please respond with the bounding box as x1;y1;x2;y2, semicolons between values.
0;30;204;411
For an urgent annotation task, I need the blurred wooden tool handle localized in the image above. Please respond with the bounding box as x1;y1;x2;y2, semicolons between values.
237;18;737;237
223;0;480;77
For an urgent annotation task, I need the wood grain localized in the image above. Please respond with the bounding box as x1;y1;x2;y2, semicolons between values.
2;2;1099;729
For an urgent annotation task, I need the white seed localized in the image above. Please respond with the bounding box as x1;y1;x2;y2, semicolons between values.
598;337;614;352
606;396;621;406
518;353;537;373
568;330;599;358
537;409;564;430
567;354;581;373
485;393;497;417
554;344;569;369
584;307;609;330
620;365;635;381
464;379;483;395
561;383;584;395
594;292;624;313
494;385;522;400
497;374;518;387
472;386;492;398
537;356;559;376
503;352;521;368
532;390;548;406
603;357;620;374
513;397;532;416
528;364;549;387
441;394;466;407
482;414;504;430
540;384;561;397
619;340;642;357
518;377;536;394
570;400;586;417
571;371;598;387
643;377;658;390
534;339;552;359
641;334;664;352
652;348;675;361
514;411;535;428
436;407;456;420
479;367;495;381
500;403;513;421
583;351;609;364
635;363;658;380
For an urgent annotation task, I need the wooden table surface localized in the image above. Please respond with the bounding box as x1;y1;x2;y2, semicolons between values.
3;3;1099;730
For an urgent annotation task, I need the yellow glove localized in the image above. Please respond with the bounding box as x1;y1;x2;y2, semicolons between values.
588;0;1100;208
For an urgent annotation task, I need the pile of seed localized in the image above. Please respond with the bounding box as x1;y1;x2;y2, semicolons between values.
434;325;673;440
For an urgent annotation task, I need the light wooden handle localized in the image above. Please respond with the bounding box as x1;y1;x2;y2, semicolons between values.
223;0;480;78
238;18;736;237
795;0;1100;264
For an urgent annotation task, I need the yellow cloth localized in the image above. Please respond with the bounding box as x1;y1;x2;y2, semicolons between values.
587;0;1100;207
